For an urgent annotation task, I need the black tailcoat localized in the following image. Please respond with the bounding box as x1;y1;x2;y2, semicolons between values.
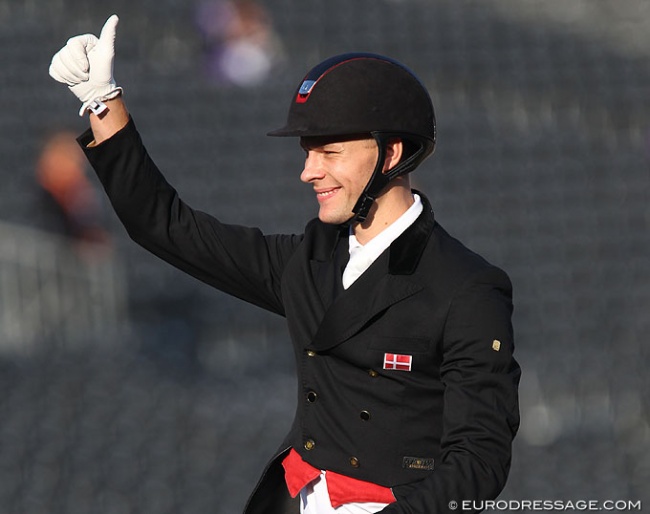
80;119;520;514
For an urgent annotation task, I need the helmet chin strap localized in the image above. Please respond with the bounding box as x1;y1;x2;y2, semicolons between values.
348;136;390;225
347;132;430;225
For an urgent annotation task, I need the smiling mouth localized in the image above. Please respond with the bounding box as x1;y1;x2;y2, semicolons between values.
316;188;340;199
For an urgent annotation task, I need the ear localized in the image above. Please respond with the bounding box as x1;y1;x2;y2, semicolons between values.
382;138;403;174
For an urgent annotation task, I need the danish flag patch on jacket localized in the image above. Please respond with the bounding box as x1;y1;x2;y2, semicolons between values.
383;353;413;371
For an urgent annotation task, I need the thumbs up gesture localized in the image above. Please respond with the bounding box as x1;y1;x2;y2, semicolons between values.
49;15;123;116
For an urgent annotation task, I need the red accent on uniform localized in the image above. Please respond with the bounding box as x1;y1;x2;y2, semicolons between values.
282;447;321;497
282;448;396;508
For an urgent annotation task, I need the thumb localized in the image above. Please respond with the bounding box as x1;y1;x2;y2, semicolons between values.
97;14;119;49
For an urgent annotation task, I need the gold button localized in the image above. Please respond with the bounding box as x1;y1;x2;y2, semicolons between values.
307;350;317;357
368;369;378;378
304;439;316;451
349;456;360;468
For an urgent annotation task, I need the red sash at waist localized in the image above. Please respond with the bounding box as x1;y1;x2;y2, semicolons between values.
282;448;396;508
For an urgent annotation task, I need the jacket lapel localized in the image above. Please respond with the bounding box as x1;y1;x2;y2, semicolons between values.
310;255;424;351
307;191;435;352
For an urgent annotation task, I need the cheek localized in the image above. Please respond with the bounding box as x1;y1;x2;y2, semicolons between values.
356;155;378;188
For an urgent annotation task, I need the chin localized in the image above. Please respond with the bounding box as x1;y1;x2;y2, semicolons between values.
318;210;348;225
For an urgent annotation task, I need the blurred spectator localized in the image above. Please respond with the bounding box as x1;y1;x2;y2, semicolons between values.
35;130;112;261
194;0;284;86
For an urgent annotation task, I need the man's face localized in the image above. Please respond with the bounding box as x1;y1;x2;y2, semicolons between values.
299;135;378;225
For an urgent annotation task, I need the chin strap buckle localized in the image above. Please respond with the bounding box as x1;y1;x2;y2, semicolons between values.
351;194;376;223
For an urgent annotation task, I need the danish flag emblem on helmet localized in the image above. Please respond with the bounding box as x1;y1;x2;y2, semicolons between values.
383;353;413;371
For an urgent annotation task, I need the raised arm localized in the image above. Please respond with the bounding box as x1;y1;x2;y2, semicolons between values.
48;15;302;315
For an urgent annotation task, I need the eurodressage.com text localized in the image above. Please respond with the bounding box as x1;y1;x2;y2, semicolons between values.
449;499;642;511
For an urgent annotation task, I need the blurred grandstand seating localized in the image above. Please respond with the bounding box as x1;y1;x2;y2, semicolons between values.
0;0;648;512
0;221;127;355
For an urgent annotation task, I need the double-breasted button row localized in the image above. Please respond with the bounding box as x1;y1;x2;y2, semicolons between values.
303;349;369;465
304;440;360;469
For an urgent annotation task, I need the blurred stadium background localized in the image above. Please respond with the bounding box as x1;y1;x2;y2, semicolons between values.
0;0;648;512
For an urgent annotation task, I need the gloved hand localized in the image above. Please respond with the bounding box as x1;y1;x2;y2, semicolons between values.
49;15;123;117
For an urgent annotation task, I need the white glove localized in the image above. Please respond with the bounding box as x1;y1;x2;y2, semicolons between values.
49;15;123;117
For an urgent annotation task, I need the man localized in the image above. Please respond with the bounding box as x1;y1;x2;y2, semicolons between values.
49;15;520;514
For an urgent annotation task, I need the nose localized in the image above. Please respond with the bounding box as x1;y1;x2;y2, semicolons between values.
300;152;325;184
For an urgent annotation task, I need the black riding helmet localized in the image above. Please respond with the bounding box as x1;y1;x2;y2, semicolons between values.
268;52;436;223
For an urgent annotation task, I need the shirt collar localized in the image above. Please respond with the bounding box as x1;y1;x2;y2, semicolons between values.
342;194;423;288
348;193;423;258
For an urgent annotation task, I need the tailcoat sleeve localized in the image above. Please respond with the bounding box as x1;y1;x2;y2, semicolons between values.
382;266;520;514
78;117;302;316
